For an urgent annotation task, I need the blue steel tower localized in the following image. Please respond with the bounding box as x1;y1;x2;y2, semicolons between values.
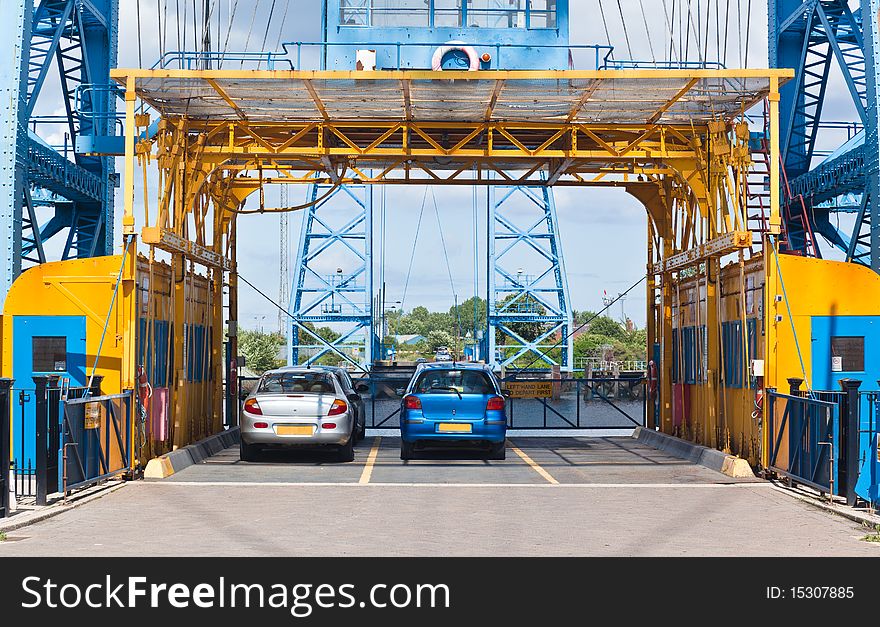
770;0;880;270
0;0;118;306
289;0;574;370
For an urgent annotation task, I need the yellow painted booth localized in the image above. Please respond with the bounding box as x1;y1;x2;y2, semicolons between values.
3;248;225;480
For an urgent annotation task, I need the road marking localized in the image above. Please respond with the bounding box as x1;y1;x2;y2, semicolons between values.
509;444;559;485
358;436;382;484
140;481;769;488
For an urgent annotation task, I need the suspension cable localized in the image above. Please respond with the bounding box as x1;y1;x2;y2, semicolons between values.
273;0;291;51
744;0;753;68
86;236;132;395
241;0;261;66
136;0;144;67
401;187;429;310
237;273;370;373
615;0;633;59
637;0;656;62
219;0;240;67
504;275;647;379
257;0;278;68
769;237;812;394
661;0;679;62
597;0;613;49
431;187;457;303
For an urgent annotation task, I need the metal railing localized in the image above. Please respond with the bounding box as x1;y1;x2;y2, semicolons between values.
152;51;295;70
576;358;647;372
0;379;11;518
603;59;727;70
152;42;615;72
61;392;133;496
236;373;644;431
766;390;839;494
361;375;646;430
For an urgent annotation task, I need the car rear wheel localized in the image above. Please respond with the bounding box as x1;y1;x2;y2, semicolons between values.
488;441;506;461
357;416;366;442
337;434;355;462
400;440;415;461
240;440;260;462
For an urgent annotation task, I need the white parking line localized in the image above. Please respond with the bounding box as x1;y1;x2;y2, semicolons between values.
141;481;770;488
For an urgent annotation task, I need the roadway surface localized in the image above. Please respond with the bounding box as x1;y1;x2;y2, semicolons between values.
1;436;877;556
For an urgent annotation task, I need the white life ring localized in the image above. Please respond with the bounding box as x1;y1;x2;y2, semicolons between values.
432;41;480;71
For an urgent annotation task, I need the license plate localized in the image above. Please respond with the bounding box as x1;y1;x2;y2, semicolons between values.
438;423;472;433
276;425;314;436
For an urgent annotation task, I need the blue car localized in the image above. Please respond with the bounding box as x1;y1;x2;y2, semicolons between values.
399;363;508;460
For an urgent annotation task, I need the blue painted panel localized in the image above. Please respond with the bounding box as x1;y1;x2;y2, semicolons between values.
812;315;880;500
11;315;87;467
324;1;571;70
137;318;171;388
811;316;880;391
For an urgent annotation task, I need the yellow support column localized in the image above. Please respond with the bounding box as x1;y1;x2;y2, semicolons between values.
646;220;656;430
762;76;783;468
122;76;137;237
211;266;224;435
121;75;139;467
660;241;675;435
705;258;720;449
768;77;782;236
171;254;187;449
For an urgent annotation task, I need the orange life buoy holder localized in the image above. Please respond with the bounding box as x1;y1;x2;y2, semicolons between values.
432;41;481;71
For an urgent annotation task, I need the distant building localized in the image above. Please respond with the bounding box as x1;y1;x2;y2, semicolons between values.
390;334;426;346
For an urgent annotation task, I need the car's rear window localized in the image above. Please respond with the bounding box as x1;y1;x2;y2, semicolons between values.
413;370;495;395
258;372;336;394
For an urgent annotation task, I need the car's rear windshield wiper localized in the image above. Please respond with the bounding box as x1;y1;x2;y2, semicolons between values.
430;385;462;400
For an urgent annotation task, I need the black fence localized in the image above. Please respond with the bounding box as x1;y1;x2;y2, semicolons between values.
62;392;132;495
0;379;11;518
361;376;646;430
766;391;838;494
767;378;877;505
9;375;128;506
236;373;645;431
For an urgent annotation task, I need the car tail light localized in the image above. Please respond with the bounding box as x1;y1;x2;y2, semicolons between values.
244;398;263;415
486;396;505;411
328;399;348;416
322;423;337;430
404;395;422;410
253;422;269;429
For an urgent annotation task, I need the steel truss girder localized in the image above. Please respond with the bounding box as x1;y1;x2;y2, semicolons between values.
7;0;118;290
488;175;573;371
289;183;375;369
165;120;704;166
772;0;880;269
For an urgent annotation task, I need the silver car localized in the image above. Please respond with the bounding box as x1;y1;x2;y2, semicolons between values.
240;368;357;462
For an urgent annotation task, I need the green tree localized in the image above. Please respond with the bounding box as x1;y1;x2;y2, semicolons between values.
238;329;284;374
572;309;598;326
426;330;454;351
451;296;487;336
588;316;625;340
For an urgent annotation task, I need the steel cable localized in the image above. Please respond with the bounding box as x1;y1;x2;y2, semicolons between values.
615;0;633;60
401;188;429;310
637;0;656;62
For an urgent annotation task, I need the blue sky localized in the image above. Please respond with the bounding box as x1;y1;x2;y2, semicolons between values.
100;1;822;333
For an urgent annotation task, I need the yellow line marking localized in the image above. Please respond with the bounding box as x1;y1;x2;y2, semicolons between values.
358;437;382;484
510;442;559;485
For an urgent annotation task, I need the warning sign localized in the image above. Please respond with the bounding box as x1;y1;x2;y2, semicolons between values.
505;381;553;399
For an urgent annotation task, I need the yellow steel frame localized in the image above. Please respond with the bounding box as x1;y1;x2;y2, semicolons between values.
108;67;792;460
